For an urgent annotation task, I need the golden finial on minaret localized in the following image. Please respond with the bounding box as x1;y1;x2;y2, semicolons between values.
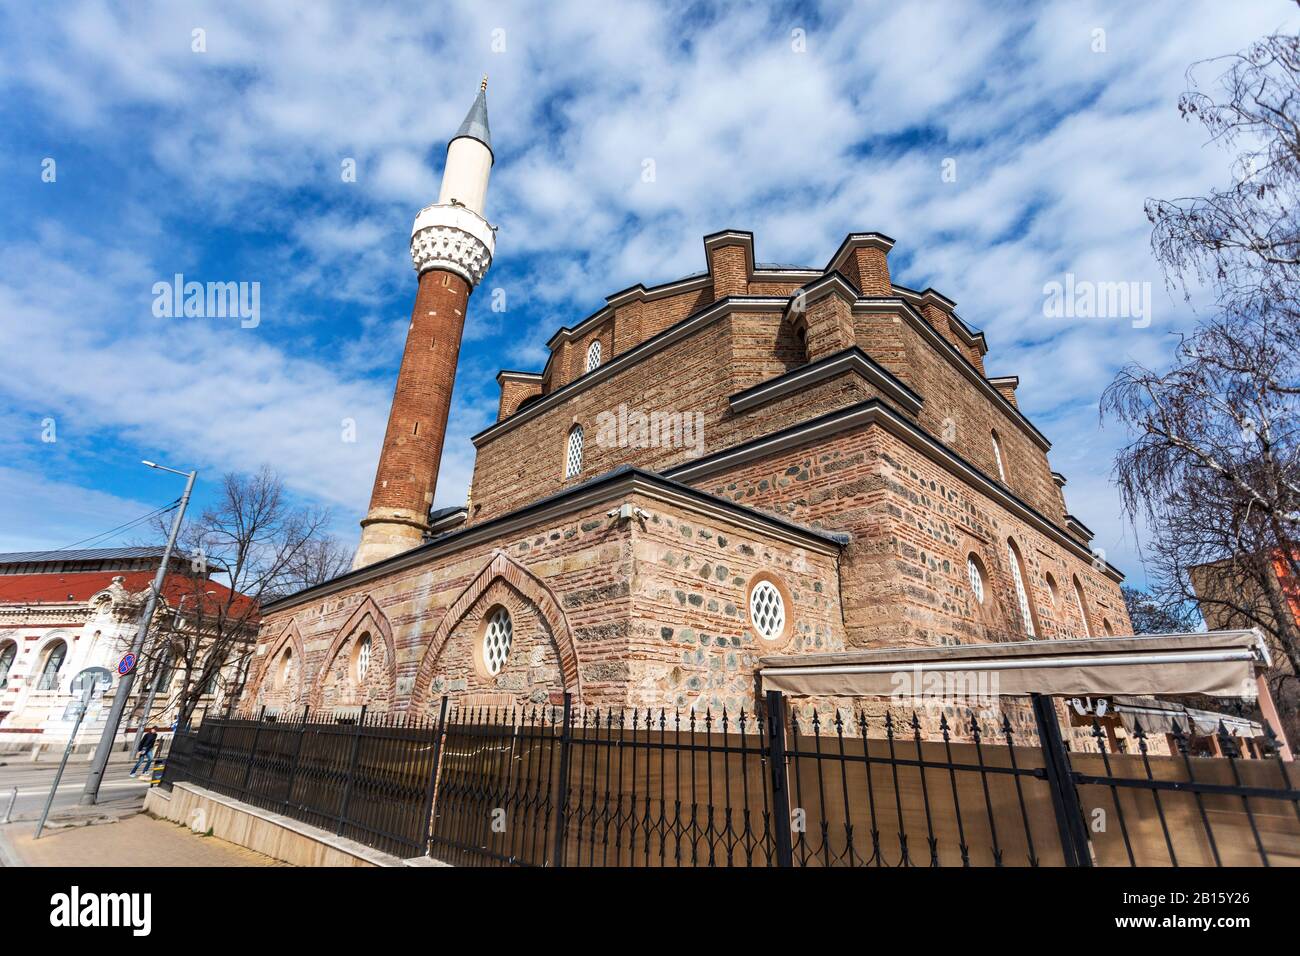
480;74;488;93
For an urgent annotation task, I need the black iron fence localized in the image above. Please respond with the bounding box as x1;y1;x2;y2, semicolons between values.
160;692;1300;866
161;706;440;857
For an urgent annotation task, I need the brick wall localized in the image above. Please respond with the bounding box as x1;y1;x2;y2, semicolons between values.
468;308;918;523
471;300;1064;528
693;423;1130;650
365;269;470;517
246;484;843;717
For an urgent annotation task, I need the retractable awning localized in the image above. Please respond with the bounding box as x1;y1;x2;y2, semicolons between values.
1109;696;1265;737
758;630;1271;699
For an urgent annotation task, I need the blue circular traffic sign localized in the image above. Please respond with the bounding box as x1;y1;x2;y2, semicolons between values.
118;653;137;676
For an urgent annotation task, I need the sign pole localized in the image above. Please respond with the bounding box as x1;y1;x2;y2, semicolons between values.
35;668;110;839
80;468;196;806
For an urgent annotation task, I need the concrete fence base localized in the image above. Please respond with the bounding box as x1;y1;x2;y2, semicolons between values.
144;783;448;868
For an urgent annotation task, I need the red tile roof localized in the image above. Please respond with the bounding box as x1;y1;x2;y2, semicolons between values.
0;571;256;619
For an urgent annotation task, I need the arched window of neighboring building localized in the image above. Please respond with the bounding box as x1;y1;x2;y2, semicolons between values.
585;339;602;373
564;424;584;479
966;554;987;605
1072;575;1093;638
37;640;67;691
154;654;174;693
991;430;1006;482
1006;539;1037;638
0;641;16;687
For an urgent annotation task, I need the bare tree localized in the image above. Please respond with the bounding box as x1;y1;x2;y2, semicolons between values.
141;466;348;727
1121;586;1202;635
1104;24;1300;736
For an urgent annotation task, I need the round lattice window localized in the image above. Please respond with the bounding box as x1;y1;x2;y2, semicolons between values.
482;607;513;676
749;579;787;642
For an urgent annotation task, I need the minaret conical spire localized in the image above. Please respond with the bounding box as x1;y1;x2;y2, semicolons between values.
451;76;492;158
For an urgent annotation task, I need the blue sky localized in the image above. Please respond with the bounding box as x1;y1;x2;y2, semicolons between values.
1;0;1296;586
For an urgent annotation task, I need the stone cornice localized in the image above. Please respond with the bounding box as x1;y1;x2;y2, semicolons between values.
729;346;923;417
663;398;1124;584
0;604;91;626
260;466;845;614
851;297;1051;452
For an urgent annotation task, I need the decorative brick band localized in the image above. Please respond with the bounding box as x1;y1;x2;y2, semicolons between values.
410;550;581;707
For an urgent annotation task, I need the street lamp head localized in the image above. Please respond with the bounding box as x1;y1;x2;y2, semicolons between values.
142;460;157;468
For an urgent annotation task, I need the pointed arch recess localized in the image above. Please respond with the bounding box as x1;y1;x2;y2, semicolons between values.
245;619;307;708
411;550;581;707
307;595;397;709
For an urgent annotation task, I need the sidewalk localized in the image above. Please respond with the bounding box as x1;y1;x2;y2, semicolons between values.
0;812;290;867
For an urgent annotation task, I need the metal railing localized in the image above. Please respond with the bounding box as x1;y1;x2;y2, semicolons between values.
162;706;440;857
159;692;1300;866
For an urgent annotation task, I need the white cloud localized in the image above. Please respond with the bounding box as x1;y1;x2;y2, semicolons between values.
2;0;1298;583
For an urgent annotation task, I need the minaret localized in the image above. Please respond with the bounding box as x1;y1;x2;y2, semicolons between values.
353;78;496;569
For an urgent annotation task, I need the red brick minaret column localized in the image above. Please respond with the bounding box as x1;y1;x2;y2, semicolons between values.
354;80;495;569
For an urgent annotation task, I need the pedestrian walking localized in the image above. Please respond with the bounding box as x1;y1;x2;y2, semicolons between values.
129;727;158;778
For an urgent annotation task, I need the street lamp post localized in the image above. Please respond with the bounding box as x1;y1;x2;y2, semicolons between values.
80;460;197;806
130;594;186;754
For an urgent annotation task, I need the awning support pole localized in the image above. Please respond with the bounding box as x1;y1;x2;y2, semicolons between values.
1256;675;1294;761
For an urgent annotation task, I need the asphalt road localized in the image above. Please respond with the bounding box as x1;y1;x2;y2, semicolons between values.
0;752;151;823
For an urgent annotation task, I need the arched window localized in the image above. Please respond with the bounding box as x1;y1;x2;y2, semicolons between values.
0;641;16;687
37;640;67;691
1044;572;1060;607
1006;540;1037;638
355;634;372;682
277;647;293;689
564;425;584;478
1072;576;1093;637
481;607;513;676
966;554;987;604
585;339;602;373
153;654;174;693
1100;617;1114;637
991;430;1006;482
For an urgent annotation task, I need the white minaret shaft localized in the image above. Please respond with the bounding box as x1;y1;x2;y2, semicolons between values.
438;77;493;215
408;75;496;286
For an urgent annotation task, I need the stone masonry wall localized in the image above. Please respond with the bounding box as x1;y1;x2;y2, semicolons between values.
692;423;1129;651
246;487;843;718
627;500;843;715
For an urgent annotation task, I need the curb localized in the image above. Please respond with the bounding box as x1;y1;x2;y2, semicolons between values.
0;826;26;868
